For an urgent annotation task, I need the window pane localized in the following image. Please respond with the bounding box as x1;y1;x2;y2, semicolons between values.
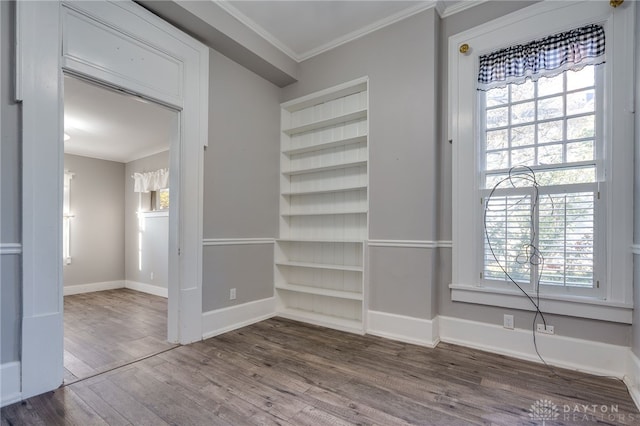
567;66;594;91
486;150;509;170
534;166;596;186
511;80;535;102
537;120;563;143
538;96;564;120
538;74;564;97
511;101;535;125
567;90;595;115
539;192;594;288
486;107;508;128
511;125;535;147
511;147;535;166
567;115;595;140
484;195;532;283
566;140;594;162
538;144;563;165
486;86;508;107
486;129;508;150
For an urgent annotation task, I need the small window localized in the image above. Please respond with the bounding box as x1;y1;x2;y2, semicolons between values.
150;188;169;211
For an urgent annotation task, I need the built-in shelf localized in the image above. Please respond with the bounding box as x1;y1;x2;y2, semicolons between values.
277;77;369;334
282;210;367;217
282;185;367;196
277;308;363;334
283;160;367;176
283;135;367;156
275;283;363;300
283;110;367;136
276;260;363;272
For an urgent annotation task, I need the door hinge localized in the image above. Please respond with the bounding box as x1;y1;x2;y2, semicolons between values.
596;280;600;288
178;248;181;256
480;272;483;279
597;191;600;200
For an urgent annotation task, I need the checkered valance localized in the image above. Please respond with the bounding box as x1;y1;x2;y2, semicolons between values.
477;24;605;91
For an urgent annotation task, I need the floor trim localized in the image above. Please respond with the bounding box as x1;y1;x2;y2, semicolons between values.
202;297;277;340
366;310;439;347
125;281;168;298
0;361;21;408
63;280;125;296
438;315;629;379
624;350;640;410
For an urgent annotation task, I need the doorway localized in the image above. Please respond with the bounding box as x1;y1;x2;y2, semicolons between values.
62;75;178;382
19;0;209;399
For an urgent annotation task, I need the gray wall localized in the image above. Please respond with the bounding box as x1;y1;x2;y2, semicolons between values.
281;9;440;320
63;154;125;287
202;49;280;311
1;0;21;364
124;151;170;289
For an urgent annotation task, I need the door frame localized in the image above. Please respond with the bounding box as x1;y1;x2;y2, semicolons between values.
17;0;208;399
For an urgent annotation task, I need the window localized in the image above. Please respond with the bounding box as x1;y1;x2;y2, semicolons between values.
151;188;170;211
449;1;634;323
63;171;74;265
481;66;603;297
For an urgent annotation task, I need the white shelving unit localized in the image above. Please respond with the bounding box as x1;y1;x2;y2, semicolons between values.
276;78;369;334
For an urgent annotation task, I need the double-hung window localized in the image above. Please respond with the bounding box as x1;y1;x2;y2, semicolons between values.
449;1;634;323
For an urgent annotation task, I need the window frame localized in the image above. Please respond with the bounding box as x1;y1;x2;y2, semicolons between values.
448;1;635;323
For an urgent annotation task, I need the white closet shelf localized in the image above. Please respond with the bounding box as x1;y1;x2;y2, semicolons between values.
277;308;364;334
277;238;365;244
276;283;363;300
282;185;367;196
276;260;363;272
283;135;367;156
283;110;367;135
283;160;367;176
282;210;367;217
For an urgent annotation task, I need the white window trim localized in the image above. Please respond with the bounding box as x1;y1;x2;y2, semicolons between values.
449;1;635;323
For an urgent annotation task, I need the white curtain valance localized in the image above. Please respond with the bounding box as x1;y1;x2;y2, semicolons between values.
132;168;169;193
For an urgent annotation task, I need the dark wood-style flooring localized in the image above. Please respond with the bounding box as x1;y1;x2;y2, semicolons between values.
3;301;639;425
63;289;175;383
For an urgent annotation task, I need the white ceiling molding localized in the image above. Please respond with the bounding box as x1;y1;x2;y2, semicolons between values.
215;1;300;61
296;1;438;61
439;0;489;18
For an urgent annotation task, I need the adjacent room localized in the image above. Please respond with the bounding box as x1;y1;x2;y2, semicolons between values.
2;0;640;424
62;76;177;381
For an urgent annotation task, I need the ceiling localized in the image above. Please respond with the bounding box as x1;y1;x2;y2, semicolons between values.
64;76;176;163
220;1;468;62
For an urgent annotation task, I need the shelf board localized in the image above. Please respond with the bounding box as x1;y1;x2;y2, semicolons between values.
276;260;363;272
277;238;364;244
283;160;367;176
282;210;367;217
276;283;363;300
283;110;367;136
283;135;367;156
282;185;367;196
276;308;364;334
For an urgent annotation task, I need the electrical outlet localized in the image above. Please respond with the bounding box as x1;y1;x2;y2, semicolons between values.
230;288;236;300
536;324;554;334
503;314;514;329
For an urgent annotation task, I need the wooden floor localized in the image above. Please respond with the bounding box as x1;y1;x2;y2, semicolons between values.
63;289;175;382
3;316;638;425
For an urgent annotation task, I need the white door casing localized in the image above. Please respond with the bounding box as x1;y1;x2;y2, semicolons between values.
17;0;208;399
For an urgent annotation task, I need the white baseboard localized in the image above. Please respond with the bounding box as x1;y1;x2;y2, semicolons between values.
1;361;21;407
125;281;168;298
438;315;629;379
366;310;440;347
624;351;640;411
202;297;276;340
63;280;125;296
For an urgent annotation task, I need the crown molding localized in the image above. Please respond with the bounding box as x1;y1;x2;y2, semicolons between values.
438;0;490;18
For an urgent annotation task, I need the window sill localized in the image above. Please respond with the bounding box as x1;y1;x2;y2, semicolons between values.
449;284;632;324
141;210;169;218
